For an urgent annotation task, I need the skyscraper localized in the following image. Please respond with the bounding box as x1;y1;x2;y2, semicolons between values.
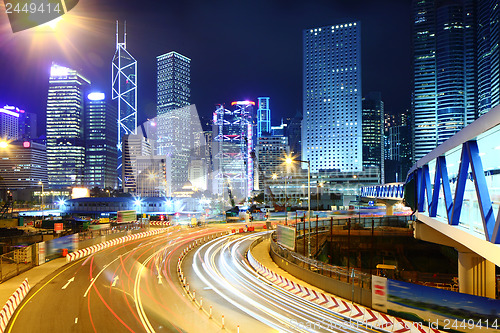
46;63;89;188
302;22;362;173
84;92;118;189
477;0;500;116
0;105;21;140
412;0;500;160
156;51;192;191
362;92;384;182
112;21;137;187
257;97;271;138
157;51;191;115
212;102;254;202
287;111;303;159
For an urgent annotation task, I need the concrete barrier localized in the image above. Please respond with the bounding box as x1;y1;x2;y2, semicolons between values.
66;229;167;263
0;278;30;333
247;240;444;333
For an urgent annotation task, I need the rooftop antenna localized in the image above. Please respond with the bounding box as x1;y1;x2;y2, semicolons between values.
124;20;127;48
115;20;118;46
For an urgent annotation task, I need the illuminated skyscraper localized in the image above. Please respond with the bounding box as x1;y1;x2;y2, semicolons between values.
362;92;384;182
46;63;89;188
477;0;500;116
212;101;254;202
112;21;137;187
0;105;21;140
257;97;271;138
302;22;362;173
157;51;191;115
156;51;192;191
84;92;118;188
411;0;499;160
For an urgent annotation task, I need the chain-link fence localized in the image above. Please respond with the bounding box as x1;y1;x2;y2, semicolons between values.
0;244;37;282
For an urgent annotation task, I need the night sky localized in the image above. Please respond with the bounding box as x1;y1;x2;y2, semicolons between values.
0;0;412;134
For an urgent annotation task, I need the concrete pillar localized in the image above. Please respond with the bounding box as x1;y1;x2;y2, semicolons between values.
458;251;496;298
385;203;394;216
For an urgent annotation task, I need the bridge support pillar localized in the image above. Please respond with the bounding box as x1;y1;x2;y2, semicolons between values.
458;252;496;298
385;203;394;216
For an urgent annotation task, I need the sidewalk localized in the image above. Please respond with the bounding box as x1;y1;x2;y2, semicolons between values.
249;238;442;333
0;257;67;306
251;238;322;292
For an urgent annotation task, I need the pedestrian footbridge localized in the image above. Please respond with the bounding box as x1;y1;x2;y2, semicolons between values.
360;183;404;215
363;105;500;299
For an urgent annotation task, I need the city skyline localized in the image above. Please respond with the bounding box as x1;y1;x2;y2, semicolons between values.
0;0;412;131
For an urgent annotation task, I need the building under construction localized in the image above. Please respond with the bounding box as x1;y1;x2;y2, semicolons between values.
212;101;254;204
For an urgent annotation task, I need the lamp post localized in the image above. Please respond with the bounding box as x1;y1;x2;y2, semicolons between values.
353;175;361;221
284;173;288;225
285;156;311;257
317;181;324;211
38;181;44;220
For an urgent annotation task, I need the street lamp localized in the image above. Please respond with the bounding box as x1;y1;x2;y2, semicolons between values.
285;155;311;257
38;181;44;220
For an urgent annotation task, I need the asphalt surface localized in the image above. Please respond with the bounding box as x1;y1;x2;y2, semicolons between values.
6;225;380;333
186;231;377;333
6;226;228;333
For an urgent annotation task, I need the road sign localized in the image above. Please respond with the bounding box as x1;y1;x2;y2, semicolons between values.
54;222;63;233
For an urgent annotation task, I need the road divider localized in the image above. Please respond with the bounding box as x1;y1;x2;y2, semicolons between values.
0;278;30;333
177;231;240;331
66;229;167;263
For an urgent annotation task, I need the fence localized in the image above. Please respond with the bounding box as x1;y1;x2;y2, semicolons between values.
270;235;371;289
0;224;150;283
294;215;411;230
0;244;36;283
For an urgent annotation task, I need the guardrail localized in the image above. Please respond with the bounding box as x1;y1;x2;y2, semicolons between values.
270;235;371;289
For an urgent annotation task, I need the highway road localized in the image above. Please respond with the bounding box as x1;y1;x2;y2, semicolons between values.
7;226;229;333
186;231;379;333
7;225;379;332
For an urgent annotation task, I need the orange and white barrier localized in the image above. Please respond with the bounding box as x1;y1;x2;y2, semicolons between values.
66;229;167;263
0;278;30;333
247;249;445;333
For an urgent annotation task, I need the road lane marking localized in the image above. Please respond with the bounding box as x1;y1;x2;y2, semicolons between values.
84;262;112;297
7;259;83;333
62;277;75;290
111;276;119;287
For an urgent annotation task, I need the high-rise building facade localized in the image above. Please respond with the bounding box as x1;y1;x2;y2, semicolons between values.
157;51;191;116
384;112;412;183
112;22;137;187
0;140;47;189
46;63;89;188
302;22;362;173
362;92;384;182
412;0;500;161
287;111;302;159
254;136;290;190
84;92;118;189
212;102;254;202
156;52;192;192
257;97;271;138
0;105;20;140
122;133;152;193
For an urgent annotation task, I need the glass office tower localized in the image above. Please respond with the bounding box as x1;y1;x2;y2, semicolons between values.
302;22;362;173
